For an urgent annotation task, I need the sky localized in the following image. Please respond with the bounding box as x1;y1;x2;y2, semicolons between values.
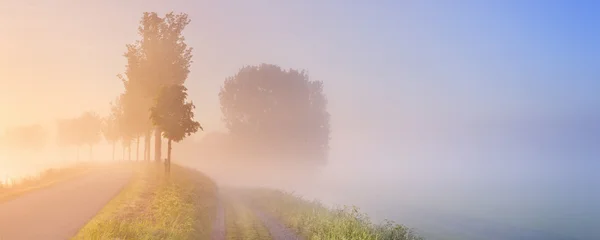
1;1;599;239
0;0;598;134
1;0;599;195
0;0;598;184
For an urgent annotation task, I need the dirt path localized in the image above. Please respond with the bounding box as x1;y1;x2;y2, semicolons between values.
211;191;226;240
212;188;302;240
251;207;303;240
0;167;132;240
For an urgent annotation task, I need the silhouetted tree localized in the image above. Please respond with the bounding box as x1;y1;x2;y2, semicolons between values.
57;118;80;160
102;100;122;161
78;112;102;161
219;64;330;165
150;85;201;174
119;88;148;161
119;12;194;163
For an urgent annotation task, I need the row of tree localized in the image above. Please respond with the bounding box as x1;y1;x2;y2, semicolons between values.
57;112;102;161
102;12;201;174
2;11;331;172
101;12;331;168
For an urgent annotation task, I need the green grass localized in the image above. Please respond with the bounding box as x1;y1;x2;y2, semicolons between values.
74;163;217;240
224;196;272;240
242;189;424;240
0;163;94;203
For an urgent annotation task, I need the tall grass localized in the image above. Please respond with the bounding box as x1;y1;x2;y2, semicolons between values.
244;189;424;240
74;164;217;240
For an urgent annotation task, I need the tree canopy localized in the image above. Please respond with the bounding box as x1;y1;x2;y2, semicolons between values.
219;63;330;165
151;85;201;142
150;84;201;173
56;112;102;160
118;11;194;162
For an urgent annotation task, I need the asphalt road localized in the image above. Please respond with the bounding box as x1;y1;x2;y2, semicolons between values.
0;167;132;240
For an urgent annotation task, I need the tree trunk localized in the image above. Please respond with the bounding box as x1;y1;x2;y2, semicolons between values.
128;143;131;161
166;139;172;175
136;136;140;161
154;128;162;163
144;130;151;161
112;142;115;161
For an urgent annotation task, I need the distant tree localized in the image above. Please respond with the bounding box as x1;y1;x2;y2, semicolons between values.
112;94;135;161
57;118;80;160
150;85;202;174
102;100;122;161
119;88;149;161
78;112;102;161
119;12;194;163
219;64;330;165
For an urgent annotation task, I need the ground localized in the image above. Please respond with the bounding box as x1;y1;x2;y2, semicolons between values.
0;162;420;240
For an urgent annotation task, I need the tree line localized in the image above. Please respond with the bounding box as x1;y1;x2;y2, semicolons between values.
1;11;330;174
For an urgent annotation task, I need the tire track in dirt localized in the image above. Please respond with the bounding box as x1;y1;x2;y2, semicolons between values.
211;190;226;240
247;202;303;240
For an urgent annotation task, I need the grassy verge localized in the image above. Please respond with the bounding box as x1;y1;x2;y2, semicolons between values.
74;163;217;240
0;162;95;203
224;196;271;240
242;189;424;240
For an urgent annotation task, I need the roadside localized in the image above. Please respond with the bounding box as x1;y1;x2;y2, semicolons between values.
74;163;217;240
238;188;424;240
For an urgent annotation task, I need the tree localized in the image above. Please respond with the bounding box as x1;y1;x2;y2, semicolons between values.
150;85;201;174
78;112;102;161
219;63;330;165
57;118;80;160
120;12;194;163
102;100;122;161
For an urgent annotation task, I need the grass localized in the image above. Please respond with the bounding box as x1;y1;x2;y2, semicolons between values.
0;162;94;203
224;196;272;240
242;189;424;240
73;163;217;240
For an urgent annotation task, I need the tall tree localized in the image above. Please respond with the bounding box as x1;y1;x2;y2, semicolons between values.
219;64;330;165
120;12;194;163
150;85;201;174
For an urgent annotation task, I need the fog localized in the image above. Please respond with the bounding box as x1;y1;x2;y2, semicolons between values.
1;1;599;240
176;109;599;240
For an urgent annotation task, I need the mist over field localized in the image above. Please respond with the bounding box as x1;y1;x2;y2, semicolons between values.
1;1;599;240
177;108;600;240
